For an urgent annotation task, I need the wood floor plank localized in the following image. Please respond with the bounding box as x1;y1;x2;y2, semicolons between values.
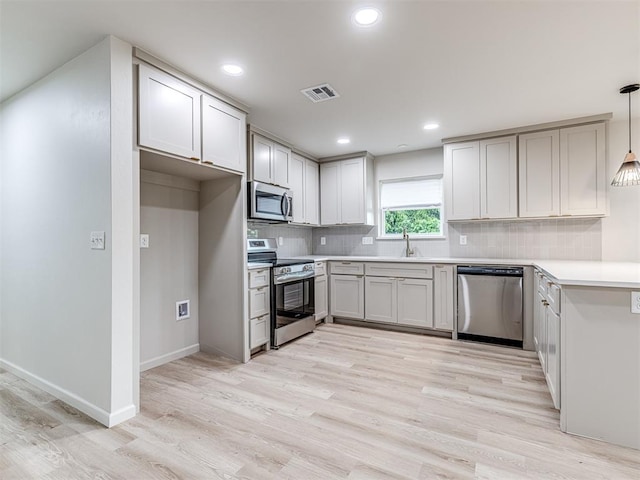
2;323;639;479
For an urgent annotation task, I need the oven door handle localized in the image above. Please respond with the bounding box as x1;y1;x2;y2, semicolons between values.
274;271;315;285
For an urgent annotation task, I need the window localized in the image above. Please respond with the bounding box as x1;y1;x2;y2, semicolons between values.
379;176;443;237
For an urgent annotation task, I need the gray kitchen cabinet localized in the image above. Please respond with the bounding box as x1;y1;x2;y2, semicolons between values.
289;153;305;224
201;94;246;173
444;141;480;220
138;63;201;160
433;264;454;331
397;278;433;328
365;276;397;323
304;159;320;225
320;155;374;226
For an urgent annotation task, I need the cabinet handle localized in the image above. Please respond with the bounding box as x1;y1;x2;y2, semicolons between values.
202;160;214;165
257;286;266;292
547;281;553;287
189;157;200;162
542;300;549;306
341;262;352;265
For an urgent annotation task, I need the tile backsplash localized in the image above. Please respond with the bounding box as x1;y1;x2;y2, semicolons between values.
249;218;602;261
247;222;312;257
448;218;602;260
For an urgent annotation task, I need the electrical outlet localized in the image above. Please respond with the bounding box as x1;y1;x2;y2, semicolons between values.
320;237;326;245
631;292;640;314
140;234;149;248
459;235;467;246
362;236;373;245
176;300;190;321
278;236;284;246
90;231;105;250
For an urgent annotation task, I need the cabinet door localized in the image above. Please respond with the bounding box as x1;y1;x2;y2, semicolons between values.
560;123;606;216
138;63;201;160
519;130;560;218
433;265;454;330
289;153;305;224
250;315;269;349
201;94;246;173
397;278;433;328
314;275;328;321
545;308;561;409
480;136;518;219
252;134;273;184
273;144;291;188
339;158;365;224
320;162;341;225
305;159;320;225
330;275;364;319
365;277;397;323
536;291;547;372
249;286;270;319
444;142;480;220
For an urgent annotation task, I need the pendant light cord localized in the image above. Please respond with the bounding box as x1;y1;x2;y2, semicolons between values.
629;91;632;154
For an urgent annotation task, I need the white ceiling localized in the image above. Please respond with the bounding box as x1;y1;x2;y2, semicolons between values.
1;1;639;158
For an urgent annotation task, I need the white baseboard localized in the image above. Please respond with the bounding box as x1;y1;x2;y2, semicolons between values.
0;358;135;428
140;343;199;372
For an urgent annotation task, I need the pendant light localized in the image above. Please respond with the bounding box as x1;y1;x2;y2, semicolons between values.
611;83;640;186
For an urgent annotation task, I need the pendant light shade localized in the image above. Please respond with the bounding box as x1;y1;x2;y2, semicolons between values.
611;83;640;186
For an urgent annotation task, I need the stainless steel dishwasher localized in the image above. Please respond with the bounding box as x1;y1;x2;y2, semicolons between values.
457;265;523;347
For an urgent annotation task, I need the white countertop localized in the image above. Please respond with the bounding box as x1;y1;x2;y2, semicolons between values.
247;262;272;270
300;255;640;289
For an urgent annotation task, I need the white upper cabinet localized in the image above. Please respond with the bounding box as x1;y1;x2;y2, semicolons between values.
444;142;481;220
273;144;291;189
520;123;606;218
559;123;606;216
138;63;201;160
249;133;290;188
304;159;320;225
320;155;374;226
480;136;518;219
289;153;305;224
445;137;517;220
201;94;246;174
289;153;320;226
519;130;561;217
320;162;340;225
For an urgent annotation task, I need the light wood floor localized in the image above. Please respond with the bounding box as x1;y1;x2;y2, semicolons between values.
2;324;639;479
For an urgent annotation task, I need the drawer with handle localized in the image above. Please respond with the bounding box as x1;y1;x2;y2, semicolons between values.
330;261;365;275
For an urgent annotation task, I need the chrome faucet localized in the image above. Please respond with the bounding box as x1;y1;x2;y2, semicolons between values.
402;228;415;257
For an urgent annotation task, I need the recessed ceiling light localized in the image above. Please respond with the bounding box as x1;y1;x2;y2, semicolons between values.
423;123;440;130
398;144;408;149
353;8;381;27
337;138;351;145
222;64;244;76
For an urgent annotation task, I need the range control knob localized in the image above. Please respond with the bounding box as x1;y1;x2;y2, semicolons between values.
282;267;291;274
303;264;313;271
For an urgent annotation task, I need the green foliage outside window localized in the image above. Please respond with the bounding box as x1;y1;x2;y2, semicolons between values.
384;208;441;235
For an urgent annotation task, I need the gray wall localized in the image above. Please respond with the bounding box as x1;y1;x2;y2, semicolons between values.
140;171;199;370
248;221;312;257
0;37;135;426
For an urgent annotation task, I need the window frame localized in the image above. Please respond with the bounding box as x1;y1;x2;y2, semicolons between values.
377;175;446;240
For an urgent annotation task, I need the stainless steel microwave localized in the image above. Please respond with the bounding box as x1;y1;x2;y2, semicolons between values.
248;181;293;222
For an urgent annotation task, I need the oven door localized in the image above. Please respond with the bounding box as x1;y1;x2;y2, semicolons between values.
272;276;315;346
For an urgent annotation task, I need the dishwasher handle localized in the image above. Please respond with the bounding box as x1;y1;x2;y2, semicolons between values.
457;265;523;277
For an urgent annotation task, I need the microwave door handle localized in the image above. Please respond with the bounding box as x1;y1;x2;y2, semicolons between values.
280;192;289;218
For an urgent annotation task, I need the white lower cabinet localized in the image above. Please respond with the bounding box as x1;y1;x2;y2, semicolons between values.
533;268;561;409
365;277;397;323
432;265;454;331
314;264;328;321
330;274;364;320
248;268;271;351
397;278;433;328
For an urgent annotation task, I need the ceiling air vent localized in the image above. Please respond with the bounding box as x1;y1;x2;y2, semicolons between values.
301;83;340;103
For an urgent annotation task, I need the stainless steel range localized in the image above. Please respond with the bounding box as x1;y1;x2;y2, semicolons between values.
247;239;315;348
